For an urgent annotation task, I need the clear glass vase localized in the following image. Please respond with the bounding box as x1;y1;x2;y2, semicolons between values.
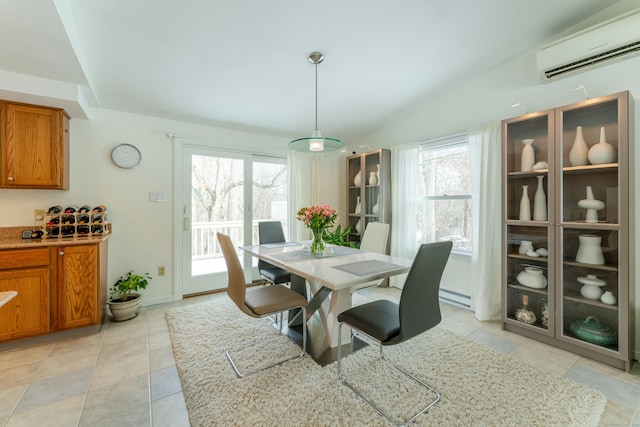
310;227;326;255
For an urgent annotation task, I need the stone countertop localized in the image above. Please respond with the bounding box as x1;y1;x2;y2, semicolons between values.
0;226;110;250
0;291;17;307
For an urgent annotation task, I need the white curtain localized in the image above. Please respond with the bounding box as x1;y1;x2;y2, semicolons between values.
469;122;502;321
287;150;323;242
389;142;420;288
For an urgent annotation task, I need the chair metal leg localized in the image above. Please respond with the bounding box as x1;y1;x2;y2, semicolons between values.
336;322;440;426
226;307;307;378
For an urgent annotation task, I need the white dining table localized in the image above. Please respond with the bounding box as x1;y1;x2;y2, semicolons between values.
240;243;412;356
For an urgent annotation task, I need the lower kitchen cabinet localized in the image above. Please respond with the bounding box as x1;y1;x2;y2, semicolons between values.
54;244;99;330
0;239;108;344
0;266;50;341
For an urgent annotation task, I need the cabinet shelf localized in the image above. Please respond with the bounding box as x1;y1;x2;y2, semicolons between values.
560;221;619;230
505;220;549;227
562;329;619;352
507;169;549;177
562;259;618;272
562;163;618;174
507;253;549;263
506;315;548;331
562;289;618;311
506;283;548;296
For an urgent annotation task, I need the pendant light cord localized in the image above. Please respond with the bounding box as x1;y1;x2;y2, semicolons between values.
314;62;318;132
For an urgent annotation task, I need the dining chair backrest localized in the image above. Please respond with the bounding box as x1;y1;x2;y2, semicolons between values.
391;240;452;345
258;221;286;269
258;221;286;243
360;222;389;254
216;232;254;317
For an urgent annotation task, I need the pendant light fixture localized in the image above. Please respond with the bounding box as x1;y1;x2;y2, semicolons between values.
288;51;344;153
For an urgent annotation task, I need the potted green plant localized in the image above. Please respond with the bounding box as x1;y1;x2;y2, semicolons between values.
323;225;357;248
107;270;152;321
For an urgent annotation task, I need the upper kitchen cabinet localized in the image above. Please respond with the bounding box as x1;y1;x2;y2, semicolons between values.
0;101;70;189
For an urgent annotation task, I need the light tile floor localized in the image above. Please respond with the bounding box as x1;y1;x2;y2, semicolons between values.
1;287;639;426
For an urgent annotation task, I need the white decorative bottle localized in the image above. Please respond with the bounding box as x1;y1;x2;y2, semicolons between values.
371;195;380;214
521;139;535;171
533;175;547;221
354;196;361;214
519;185;531;221
569;126;589;166
588;126;616;164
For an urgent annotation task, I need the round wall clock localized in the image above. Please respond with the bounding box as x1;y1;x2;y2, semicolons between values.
111;143;142;169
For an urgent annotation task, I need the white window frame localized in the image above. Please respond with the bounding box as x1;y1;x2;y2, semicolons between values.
418;133;472;256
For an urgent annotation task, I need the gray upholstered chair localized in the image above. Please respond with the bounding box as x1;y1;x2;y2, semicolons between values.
337;240;453;425
217;232;308;377
258;221;292;286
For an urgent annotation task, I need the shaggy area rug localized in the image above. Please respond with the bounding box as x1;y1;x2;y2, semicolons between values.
166;298;606;426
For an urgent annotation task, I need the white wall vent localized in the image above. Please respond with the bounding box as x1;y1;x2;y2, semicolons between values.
537;8;640;81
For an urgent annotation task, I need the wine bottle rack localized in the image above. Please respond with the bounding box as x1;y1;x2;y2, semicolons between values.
39;207;111;238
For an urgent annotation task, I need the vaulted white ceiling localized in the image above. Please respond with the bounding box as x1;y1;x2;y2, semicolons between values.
0;0;623;142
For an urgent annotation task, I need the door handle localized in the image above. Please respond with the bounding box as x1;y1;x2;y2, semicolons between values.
183;217;190;231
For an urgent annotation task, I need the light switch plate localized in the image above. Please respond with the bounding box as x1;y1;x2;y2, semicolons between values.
149;191;166;202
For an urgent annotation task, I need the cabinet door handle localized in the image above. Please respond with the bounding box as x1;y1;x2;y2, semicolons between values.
183;217;190;231
58;251;64;256
7;177;14;181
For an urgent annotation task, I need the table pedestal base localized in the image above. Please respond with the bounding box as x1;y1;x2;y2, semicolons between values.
287;274;358;363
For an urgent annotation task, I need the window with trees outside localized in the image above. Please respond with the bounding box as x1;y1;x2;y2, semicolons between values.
417;134;472;253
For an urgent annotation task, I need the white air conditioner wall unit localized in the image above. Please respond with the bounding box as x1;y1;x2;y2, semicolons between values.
537;8;640;81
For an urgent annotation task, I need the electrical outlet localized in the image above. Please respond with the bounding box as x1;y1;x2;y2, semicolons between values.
158;266;166;276
34;209;45;221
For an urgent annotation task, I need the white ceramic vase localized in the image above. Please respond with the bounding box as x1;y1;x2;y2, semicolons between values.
354;218;363;234
533;175;547;221
519;185;531;221
368;171;378;186
353;170;362;187
577;186;605;223
521;139;535;172
600;291;617;305
354;196;361;214
575;234;605;265
569;126;589;166
371;195;380;214
588;126;616;165
375;164;380;183
578;274;606;300
516;267;547;289
518;240;534;255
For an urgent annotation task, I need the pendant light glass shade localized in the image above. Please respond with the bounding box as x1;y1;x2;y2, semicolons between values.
288;52;344;153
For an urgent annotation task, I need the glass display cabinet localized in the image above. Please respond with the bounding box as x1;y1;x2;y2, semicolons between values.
346;149;391;247
501;91;633;371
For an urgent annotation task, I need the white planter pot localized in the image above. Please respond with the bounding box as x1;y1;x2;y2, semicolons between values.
108;293;142;321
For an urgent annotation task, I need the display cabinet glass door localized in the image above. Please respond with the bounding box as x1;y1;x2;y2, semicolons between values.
502;110;554;334
556;94;627;355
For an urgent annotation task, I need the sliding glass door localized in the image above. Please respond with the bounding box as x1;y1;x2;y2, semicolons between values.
179;144;287;296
